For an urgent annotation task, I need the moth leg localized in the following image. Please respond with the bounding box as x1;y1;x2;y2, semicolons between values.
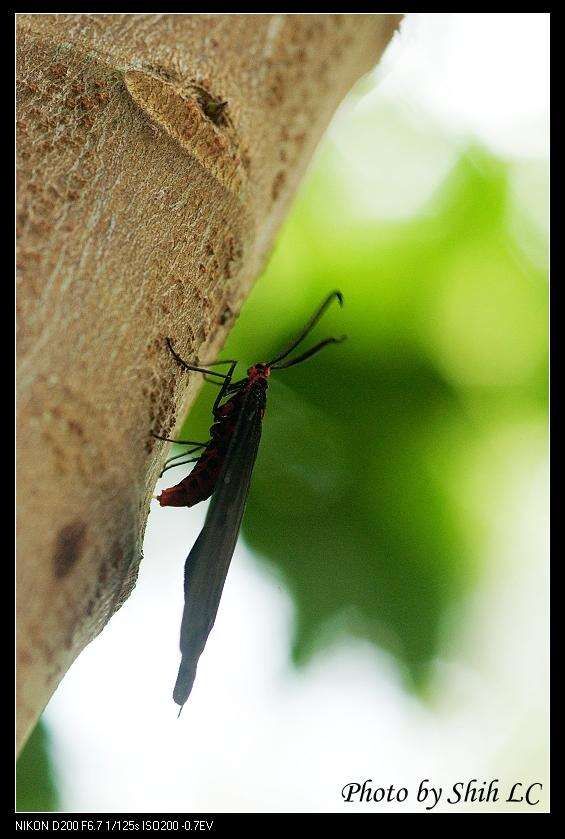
166;338;228;379
212;360;238;416
201;359;238;387
160;456;200;478
164;444;209;467
151;433;207;446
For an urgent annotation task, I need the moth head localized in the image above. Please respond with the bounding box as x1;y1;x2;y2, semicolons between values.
247;363;271;379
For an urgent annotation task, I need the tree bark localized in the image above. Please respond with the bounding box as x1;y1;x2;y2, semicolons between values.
16;12;401;752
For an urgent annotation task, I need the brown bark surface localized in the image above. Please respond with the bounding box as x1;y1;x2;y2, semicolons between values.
16;13;401;751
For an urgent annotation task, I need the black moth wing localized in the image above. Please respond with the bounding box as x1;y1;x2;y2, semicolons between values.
173;379;266;708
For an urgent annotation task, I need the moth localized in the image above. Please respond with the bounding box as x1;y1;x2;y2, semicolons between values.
155;291;345;712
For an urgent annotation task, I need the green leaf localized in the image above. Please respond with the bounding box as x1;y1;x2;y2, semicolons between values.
16;721;59;813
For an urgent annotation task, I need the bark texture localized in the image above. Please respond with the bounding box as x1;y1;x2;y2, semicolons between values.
16;13;401;751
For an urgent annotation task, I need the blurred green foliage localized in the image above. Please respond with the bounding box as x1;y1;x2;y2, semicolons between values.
16;721;59;812
182;143;547;688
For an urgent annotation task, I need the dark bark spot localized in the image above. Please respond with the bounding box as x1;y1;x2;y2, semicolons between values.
111;546;124;569
271;170;286;201
52;520;87;579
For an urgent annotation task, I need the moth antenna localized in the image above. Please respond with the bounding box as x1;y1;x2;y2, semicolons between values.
267;290;344;366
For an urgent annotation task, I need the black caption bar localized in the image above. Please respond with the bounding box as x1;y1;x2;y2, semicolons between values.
14;817;218;832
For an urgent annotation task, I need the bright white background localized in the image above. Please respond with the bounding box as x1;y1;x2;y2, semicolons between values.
44;13;549;813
